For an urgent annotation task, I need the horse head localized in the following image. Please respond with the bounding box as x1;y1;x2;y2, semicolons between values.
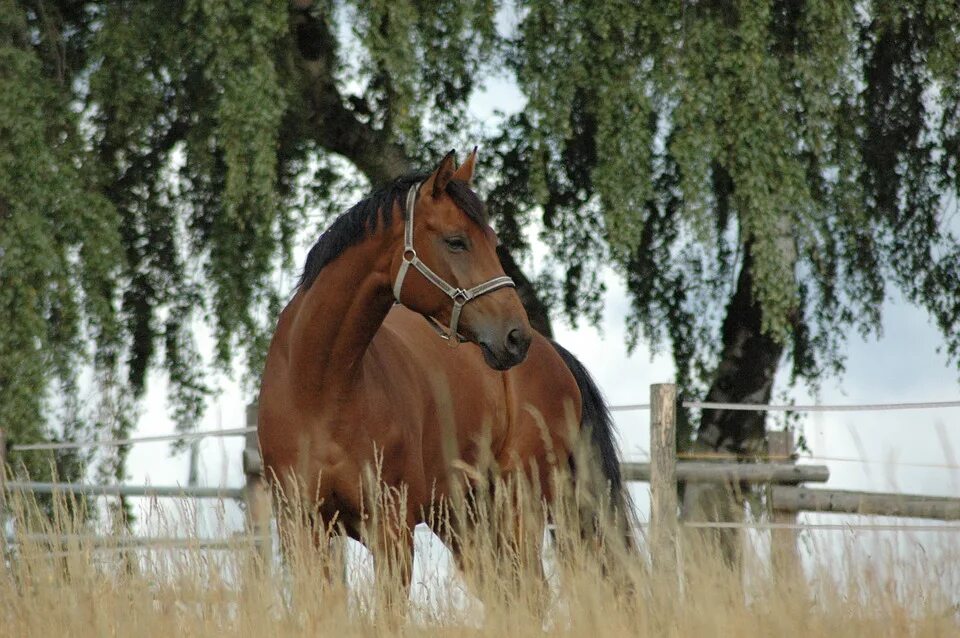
391;149;532;370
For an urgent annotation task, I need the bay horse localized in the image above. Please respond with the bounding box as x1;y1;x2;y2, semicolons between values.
257;149;631;596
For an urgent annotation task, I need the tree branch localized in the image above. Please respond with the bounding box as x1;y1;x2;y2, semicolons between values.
289;6;409;183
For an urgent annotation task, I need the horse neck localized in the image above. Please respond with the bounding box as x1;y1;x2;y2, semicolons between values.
287;231;398;398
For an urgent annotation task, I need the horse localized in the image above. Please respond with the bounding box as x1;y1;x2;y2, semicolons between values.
257;148;632;599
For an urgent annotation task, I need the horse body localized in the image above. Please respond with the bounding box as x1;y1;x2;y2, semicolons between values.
258;150;627;591
260;299;580;537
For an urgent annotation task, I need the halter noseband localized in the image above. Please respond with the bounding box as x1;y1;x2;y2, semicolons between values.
392;182;515;346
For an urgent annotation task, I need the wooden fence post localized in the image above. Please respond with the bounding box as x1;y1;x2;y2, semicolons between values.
768;430;800;584
650;383;678;575
0;427;8;565
243;404;272;568
0;427;7;524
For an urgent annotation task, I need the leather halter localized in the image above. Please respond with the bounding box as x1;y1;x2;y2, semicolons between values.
393;182;515;346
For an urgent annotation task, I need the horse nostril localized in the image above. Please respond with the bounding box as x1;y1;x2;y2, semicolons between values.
504;327;531;358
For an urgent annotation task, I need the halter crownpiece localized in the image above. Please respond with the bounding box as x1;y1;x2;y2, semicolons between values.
393;182;516;346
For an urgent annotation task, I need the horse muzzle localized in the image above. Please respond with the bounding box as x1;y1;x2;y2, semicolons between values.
477;324;531;371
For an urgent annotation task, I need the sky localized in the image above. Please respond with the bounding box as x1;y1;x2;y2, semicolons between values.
118;62;960;590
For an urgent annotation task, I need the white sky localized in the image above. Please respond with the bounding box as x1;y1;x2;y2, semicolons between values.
119;65;960;585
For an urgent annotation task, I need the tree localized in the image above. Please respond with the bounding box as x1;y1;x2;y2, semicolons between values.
497;0;960;557
4;0;960;541
0;0;547;490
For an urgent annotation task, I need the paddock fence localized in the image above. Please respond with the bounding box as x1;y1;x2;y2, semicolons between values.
0;404;272;564
635;384;960;577
2;385;959;569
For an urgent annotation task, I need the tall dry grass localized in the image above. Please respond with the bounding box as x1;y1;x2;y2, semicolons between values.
1;472;958;638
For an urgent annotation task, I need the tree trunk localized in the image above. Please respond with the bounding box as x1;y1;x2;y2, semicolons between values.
496;246;553;338
683;245;787;567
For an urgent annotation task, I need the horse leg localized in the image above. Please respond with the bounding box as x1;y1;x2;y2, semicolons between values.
433;480;549;618
312;505;358;588
503;507;548;620
367;518;414;616
265;468;354;590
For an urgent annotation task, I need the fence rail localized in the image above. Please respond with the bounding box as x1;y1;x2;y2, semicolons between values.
772;485;960;521
622;461;830;484
5;481;244;500
683;521;960;532
13;534;266;550
9;427;254;452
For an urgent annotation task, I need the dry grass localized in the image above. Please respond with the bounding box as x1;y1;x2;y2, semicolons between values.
1;476;958;638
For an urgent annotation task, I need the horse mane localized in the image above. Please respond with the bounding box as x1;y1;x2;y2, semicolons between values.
297;172;488;290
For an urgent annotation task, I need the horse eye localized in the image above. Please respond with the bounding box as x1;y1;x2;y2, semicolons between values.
444;237;468;252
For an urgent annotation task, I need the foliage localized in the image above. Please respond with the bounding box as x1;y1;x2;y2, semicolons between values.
0;0;498;483
503;0;960;398
1;1;123;484
4;0;960;484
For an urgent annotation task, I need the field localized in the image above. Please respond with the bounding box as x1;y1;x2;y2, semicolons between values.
2;481;958;638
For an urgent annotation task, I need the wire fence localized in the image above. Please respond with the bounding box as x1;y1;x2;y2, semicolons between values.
611;398;960;413
672;452;960;470
7;396;958;453
10;427;255;452
682;521;960;533
3;389;960;556
805;455;960;469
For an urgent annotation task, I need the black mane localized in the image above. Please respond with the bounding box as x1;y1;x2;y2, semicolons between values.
297;172;488;290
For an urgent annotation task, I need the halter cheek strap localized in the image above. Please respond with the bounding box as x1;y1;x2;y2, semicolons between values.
393;182;515;346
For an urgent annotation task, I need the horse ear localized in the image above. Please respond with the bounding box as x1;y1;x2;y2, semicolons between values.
424;150;457;198
452;146;478;184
